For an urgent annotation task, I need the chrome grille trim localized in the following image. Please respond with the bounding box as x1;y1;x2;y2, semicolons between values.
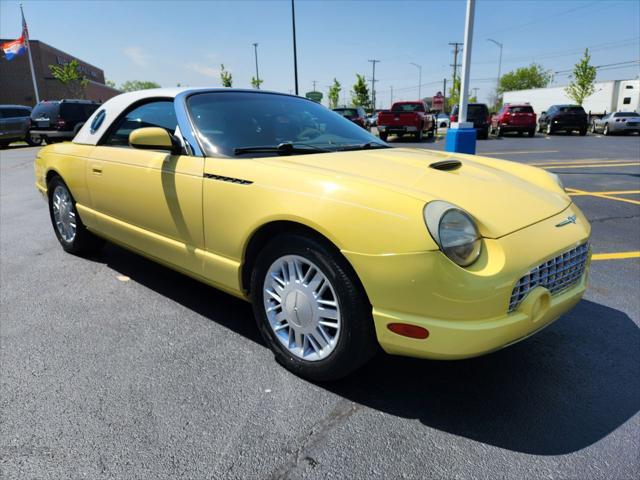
508;242;589;313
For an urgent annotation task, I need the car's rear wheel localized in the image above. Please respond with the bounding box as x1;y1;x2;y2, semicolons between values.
528;129;535;137
579;127;587;136
379;131;388;141
26;135;42;146
250;234;377;381
47;176;104;255
416;128;424;142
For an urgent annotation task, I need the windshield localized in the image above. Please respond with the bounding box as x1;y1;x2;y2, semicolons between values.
614;112;639;117
509;106;534;113
31;102;60;119
334;108;358;117
187;92;383;157
391;103;423;112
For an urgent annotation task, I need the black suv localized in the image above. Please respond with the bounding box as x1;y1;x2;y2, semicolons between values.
30;99;99;144
450;103;490;139
537;105;588;136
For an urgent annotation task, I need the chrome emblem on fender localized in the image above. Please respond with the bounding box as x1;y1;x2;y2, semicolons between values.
556;214;577;227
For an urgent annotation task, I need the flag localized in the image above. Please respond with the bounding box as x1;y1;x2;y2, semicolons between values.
2;36;26;61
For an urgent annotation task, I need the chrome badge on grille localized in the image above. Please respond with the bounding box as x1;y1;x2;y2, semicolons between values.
556;214;577;227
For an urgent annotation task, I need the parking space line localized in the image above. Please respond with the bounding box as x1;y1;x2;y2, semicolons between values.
568;190;640;196
566;188;640;205
592;251;640;261
541;162;640;169
530;159;634;166
481;150;559;155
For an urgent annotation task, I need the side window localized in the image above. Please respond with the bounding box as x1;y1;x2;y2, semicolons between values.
103;100;177;147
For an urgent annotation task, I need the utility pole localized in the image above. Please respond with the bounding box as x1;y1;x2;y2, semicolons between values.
487;38;503;104
368;59;380;111
410;62;422;100
291;0;299;95
449;42;463;94
390;85;393;105
443;78;447;110
252;43;260;89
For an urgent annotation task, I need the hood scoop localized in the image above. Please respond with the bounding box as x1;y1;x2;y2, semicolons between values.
429;159;462;171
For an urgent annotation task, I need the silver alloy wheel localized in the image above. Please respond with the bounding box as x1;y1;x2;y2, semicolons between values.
263;255;341;361
52;185;76;242
604;124;609;135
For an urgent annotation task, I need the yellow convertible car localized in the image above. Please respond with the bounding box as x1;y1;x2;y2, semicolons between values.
34;88;591;381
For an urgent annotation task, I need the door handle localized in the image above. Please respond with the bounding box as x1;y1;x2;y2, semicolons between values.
92;167;103;175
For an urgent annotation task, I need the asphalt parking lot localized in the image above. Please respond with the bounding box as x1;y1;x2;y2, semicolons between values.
1;133;639;479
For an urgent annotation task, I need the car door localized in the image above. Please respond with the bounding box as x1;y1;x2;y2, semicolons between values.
86;99;205;275
1;108;23;140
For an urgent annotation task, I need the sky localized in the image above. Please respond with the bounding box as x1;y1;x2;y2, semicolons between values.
1;0;639;108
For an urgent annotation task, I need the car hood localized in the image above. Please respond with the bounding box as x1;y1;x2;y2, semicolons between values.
273;148;570;238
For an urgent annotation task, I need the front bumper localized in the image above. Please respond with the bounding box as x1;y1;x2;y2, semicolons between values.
343;203;591;360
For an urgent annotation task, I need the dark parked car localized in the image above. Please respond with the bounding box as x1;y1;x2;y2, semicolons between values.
537;104;588;136
30;99;99;144
490;103;536;137
450;103;490;139
332;107;368;130
0;105;41;148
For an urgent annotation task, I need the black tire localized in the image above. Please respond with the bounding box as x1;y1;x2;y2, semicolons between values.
546;123;554;135
579;127;587;136
47;175;104;256
416;128;424;142
250;234;377;382
0;142;9;149
496;125;503;137
26;135;42;146
479;127;489;140
528;129;535;137
603;124;610;136
379;131;388;142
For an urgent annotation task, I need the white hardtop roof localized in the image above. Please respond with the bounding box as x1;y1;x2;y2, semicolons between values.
73;87;295;145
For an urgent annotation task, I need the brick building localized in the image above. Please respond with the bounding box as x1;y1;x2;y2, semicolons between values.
0;39;120;107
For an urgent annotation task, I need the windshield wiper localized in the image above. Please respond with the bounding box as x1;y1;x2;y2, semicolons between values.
234;142;332;156
336;141;390;152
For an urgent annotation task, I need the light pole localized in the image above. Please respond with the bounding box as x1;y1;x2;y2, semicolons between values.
291;0;299;95
409;62;422;100
252;43;260;89
487;38;503;102
445;0;476;154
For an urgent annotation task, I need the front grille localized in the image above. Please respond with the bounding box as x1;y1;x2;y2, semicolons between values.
508;242;589;312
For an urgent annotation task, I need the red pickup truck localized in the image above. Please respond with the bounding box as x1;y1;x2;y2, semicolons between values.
377;101;434;142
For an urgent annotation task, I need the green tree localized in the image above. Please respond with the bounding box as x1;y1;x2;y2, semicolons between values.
351;74;370;109
498;63;551;94
48;59;88;98
448;77;461;109
120;80;161;92
328;78;341;109
220;64;233;87
105;79;116;88
565;49;597;105
251;76;263;89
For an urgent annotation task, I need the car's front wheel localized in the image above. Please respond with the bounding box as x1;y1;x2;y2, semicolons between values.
603;123;610;135
26;135;42;146
546;123;554;135
250;234;377;381
47;176;104;255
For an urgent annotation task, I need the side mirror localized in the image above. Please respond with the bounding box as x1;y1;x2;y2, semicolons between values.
129;127;182;155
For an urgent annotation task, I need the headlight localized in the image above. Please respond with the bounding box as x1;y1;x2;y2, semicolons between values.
423;201;482;267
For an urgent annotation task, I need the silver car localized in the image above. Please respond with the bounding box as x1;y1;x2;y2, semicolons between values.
0;105;41;148
435;113;450;129
590;111;640;135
